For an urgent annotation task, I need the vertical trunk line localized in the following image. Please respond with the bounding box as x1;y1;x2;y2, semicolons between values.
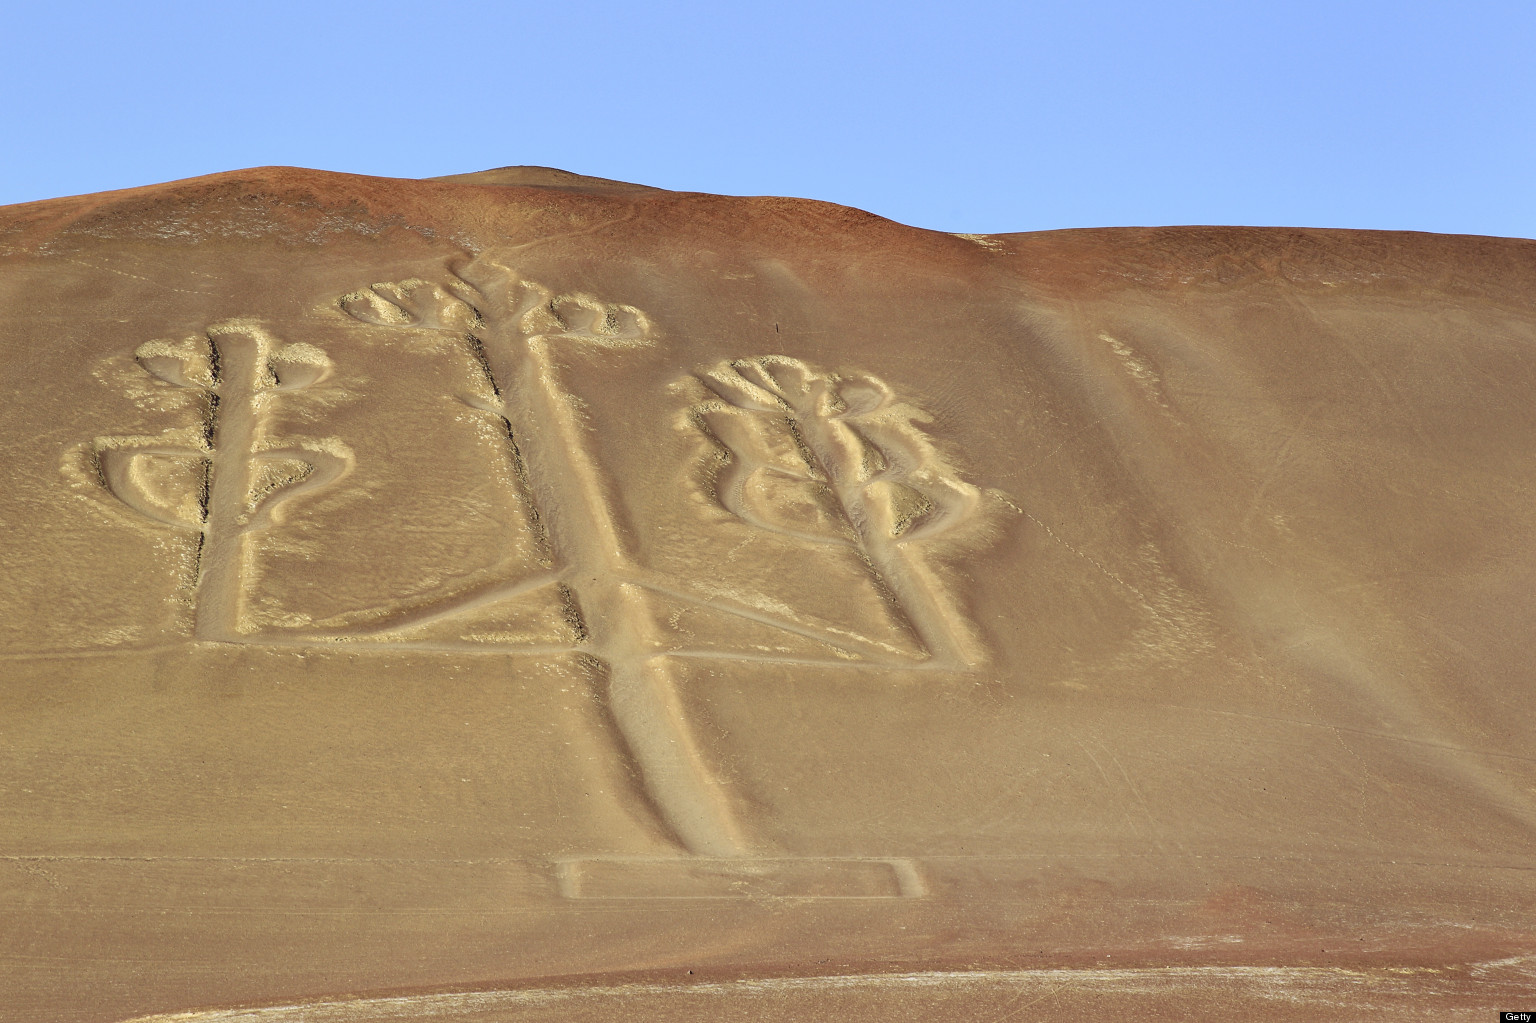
602;646;752;856
489;329;751;856
193;330;264;642
796;402;975;669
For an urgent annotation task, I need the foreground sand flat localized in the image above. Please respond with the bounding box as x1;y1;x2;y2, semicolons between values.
1;166;1533;1021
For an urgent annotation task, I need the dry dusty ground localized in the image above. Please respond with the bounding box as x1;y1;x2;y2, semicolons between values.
1;166;1534;1020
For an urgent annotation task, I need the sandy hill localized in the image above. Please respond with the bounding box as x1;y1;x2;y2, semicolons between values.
1;167;1533;1021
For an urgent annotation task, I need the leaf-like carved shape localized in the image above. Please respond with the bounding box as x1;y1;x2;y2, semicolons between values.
703;407;819;480
267;342;333;390
339;262;656;352
546;294;653;346
134;339;215;390
700;357;818;414
736;467;857;546
95;446;207;529
340;279;480;331
862;479;935;539
695;356;981;547
690;355;992;668
243;444;353;532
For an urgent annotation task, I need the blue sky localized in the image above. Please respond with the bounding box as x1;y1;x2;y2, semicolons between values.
4;1;1532;238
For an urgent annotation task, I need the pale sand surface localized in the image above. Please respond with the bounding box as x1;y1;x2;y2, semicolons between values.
1;166;1533;1020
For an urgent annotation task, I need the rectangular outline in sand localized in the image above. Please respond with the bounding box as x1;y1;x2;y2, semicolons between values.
554;857;926;899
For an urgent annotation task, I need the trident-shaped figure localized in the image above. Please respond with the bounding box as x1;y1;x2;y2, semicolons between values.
339;262;756;854
88;323;351;640
338;261;993;859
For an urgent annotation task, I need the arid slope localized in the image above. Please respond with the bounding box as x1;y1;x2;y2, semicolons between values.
2;167;1533;1021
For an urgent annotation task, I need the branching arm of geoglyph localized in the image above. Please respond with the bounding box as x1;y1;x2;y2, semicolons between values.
75;324;351;640
334;261;656;637
694;356;987;668
338;262;760;858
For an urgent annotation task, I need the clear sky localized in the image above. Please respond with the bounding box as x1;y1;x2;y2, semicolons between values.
4;0;1533;238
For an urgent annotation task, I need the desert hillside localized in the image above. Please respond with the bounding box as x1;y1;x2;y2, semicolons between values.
2;167;1534;1021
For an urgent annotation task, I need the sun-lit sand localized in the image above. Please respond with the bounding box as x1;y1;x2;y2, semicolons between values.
2;166;1533;1021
